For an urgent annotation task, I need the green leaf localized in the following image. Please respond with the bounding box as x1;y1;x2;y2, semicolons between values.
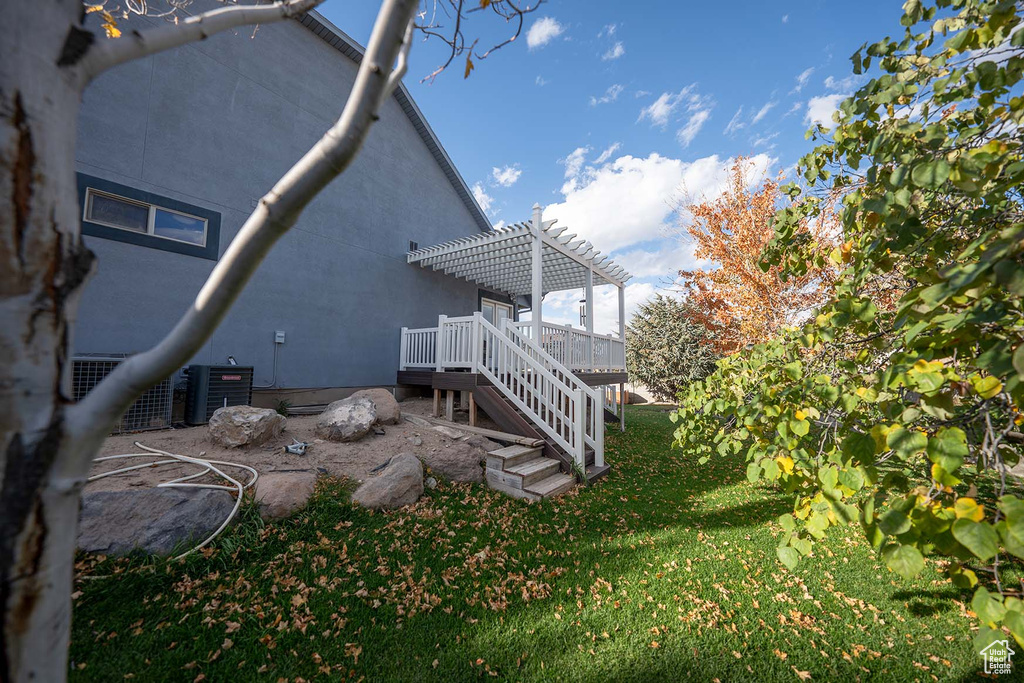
973;375;1003;399
1014;344;1024;379
746;461;761;483
952;519;999;561
927;427;968;472
879;508;912;536
911;159;950;189
972;587;1007;626
790;418;810;437
886;427;928;459
777;546;800;570
841;432;876;463
882;544;925;579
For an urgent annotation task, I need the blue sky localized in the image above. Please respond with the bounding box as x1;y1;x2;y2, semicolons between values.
320;0;902;334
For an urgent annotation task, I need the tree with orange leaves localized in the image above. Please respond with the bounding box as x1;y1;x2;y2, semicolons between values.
675;158;837;355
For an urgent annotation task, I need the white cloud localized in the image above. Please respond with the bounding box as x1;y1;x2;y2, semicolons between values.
782;14;789;23
791;67;815;93
535;75;549;86
527;17;565;49
786;100;802;116
723;106;745;135
590;83;624;106
824;74;864;92
752;100;776;124
472;182;494;214
614;242;701;279
805;93;848;126
752;131;779;148
602;41;625;60
638;85;713;130
491;164;522;187
634;89;651;98
493;219;507;230
559;146;591;193
594;142;621;164
676;109;710;148
545;151;774;253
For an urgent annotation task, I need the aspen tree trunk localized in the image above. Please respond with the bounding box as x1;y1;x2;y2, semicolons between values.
0;2;98;680
0;0;418;679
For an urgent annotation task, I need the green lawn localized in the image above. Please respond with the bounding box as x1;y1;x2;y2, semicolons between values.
71;406;990;681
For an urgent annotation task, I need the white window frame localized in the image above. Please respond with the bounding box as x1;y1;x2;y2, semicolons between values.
481;297;513;325
83;188;209;248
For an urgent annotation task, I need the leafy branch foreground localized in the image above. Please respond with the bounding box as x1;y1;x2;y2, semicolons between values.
71;408;987;681
674;0;1024;653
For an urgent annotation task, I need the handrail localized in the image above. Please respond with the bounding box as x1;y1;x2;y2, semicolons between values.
503;322;604;467
474;315;585;465
399;314;608;470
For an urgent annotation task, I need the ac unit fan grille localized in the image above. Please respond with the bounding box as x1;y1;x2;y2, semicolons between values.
72;355;173;434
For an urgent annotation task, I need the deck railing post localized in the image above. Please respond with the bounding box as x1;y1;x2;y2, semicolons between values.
472;311;483;372
400;327;408;370
573;387;586;470
436;314;447;371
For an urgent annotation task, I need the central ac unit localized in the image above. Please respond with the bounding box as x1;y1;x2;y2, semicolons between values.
184;364;254;425
72;354;173;433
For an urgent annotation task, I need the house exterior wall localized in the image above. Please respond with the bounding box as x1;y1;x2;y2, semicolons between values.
73;11;486;389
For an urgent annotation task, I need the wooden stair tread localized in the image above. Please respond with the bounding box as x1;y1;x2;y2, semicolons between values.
507;458;559;477
525;473;576;498
585;463;611;482
489;444;541;459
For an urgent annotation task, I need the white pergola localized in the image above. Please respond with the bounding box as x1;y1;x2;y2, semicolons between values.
407;204;633;345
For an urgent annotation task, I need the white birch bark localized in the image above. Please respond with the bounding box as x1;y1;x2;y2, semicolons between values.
0;0;418;680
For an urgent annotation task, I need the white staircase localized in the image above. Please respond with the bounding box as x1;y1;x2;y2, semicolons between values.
485;444;576;501
400;313;607;488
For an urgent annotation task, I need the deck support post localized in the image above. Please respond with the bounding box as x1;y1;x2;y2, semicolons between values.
468;392;477;426
445;390;455;421
585;260;594;371
432;388;441;417
531;203;543;345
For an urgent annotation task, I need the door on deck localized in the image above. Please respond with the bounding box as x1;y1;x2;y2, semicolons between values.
481;297;513;327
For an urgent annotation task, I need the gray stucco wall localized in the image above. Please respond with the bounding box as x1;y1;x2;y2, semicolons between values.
74;10;483;388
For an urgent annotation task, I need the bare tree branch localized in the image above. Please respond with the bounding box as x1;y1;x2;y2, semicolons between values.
67;0;420;446
78;0;325;80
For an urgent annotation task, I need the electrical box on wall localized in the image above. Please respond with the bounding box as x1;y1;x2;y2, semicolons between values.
274;330;286;344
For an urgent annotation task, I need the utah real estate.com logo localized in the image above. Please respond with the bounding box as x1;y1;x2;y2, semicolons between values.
980;639;1015;675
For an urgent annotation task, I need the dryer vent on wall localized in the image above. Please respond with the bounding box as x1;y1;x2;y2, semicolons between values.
72;354;173;434
185;364;254;425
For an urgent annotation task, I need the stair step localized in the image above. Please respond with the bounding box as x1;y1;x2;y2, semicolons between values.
585;463;611;482
506;457;560;486
525;473;576;499
486;444;543;470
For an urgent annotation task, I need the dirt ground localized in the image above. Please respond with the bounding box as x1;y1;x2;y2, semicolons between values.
86;396;504;492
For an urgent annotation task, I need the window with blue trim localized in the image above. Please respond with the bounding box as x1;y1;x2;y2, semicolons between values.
77;173;221;260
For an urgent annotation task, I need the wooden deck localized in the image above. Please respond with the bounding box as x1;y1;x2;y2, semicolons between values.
397;369;628;389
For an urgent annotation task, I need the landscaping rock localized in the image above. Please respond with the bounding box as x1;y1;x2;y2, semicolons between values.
350;388;401;425
316;397;376;442
254;471;317;520
419;435;496;483
426;477;438;490
208;405;285;448
78;488;235;556
351;452;423;509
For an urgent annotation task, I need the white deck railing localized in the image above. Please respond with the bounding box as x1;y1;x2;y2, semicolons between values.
399;313;607;470
507;321;625;372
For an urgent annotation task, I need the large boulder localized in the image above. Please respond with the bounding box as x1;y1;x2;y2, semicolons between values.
349;388;401;425
419;435;498;483
316;397;376;442
209;405;285;448
78;488;235;556
351;453;423;509
254;471;318;520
